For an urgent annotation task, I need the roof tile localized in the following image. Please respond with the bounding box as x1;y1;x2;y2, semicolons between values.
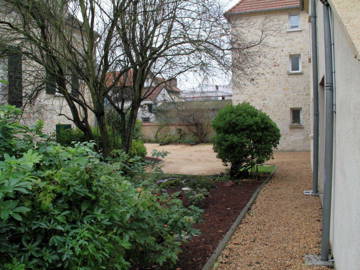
226;0;301;15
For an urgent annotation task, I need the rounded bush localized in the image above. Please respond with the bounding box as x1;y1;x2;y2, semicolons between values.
212;103;280;178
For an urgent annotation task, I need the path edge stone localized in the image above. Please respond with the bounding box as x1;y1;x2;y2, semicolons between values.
201;168;278;270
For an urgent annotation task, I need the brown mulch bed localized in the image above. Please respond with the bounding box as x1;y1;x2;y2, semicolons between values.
175;179;263;270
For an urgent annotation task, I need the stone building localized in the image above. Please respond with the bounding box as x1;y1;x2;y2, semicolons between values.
0;3;95;134
225;0;311;151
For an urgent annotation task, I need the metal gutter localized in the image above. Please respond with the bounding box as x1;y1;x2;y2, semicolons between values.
320;0;335;261
311;0;320;195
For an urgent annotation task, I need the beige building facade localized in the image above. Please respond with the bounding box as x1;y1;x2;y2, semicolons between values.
226;0;311;151
0;6;94;135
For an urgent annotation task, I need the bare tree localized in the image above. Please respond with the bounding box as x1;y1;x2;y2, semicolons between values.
0;0;266;155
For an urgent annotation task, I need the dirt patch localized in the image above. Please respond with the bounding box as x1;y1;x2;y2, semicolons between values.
145;144;226;175
175;180;263;270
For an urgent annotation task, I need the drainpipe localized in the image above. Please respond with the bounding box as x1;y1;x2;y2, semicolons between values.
311;0;319;195
320;0;334;261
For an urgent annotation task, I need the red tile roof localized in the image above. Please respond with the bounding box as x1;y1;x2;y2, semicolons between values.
226;0;301;15
106;70;180;102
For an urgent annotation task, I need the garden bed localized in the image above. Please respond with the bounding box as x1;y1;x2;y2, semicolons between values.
147;166;275;270
175;179;263;270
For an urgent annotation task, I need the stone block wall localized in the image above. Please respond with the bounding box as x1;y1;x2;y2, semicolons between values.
229;9;311;151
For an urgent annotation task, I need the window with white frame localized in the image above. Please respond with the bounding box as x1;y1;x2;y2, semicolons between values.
290;108;302;125
289;54;301;73
288;14;300;30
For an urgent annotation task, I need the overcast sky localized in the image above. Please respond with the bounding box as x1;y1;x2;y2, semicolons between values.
178;0;239;90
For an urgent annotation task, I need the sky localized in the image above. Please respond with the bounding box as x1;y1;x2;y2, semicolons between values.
178;0;239;90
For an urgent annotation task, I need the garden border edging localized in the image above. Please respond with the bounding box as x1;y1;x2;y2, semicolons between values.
201;168;278;270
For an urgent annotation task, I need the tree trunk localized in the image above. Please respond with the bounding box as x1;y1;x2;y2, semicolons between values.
122;103;139;153
96;111;111;157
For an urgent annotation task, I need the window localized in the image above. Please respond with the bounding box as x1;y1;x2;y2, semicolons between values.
291;108;302;125
289;54;301;73
46;70;81;97
7;49;23;107
147;103;153;113
45;69;57;94
142;117;150;123
288;14;300;30
71;73;80;97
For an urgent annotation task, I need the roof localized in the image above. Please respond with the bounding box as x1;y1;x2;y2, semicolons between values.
330;0;360;57
144;81;180;102
225;0;301;15
106;70;181;101
105;70;133;88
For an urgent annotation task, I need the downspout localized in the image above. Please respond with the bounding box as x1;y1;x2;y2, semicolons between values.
311;0;319;195
320;0;334;261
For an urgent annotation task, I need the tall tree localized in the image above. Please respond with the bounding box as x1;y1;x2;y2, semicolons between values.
0;0;266;155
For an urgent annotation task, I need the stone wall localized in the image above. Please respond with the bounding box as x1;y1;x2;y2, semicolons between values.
229;9;311;151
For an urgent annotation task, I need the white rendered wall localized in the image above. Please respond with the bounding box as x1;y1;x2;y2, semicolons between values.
330;12;360;270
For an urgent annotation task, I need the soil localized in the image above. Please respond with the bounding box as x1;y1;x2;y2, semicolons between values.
175;179;263;270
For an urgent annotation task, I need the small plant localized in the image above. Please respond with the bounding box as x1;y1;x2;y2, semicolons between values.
151;149;169;159
212;103;280;178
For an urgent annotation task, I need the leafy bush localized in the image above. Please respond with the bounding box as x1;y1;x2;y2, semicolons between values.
212;103;280;178
130;139;147;158
57;127;147;158
56;126;86;146
0;105;200;269
0;105;44;159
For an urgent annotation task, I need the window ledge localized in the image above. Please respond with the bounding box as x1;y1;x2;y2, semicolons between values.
288;71;303;75
287;28;302;33
290;123;304;129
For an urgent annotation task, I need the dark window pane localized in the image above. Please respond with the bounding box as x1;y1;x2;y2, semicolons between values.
147;103;153;113
46;69;57;94
8;49;23;108
71;72;80;97
142;117;150;123
291;109;301;124
291;55;300;71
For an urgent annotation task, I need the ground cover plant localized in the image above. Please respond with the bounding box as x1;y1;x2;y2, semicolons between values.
0;105;201;270
212;103;281;178
147;166;276;269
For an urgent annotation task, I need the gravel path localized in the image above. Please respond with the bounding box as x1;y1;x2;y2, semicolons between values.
216;152;327;270
145;143;226;175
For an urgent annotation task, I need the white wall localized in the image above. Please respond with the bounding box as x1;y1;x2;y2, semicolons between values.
315;1;360;269
331;11;360;270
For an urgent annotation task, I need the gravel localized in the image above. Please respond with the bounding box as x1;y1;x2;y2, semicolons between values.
145;143;227;175
216;152;328;270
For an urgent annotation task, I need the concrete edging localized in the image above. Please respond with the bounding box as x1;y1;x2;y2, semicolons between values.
201;168;278;270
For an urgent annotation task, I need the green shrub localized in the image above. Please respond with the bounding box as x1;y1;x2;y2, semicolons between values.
0;105;201;269
212;103;280;178
56;126;86;146
130;139;147;158
57;127;147;158
0;105;45;159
